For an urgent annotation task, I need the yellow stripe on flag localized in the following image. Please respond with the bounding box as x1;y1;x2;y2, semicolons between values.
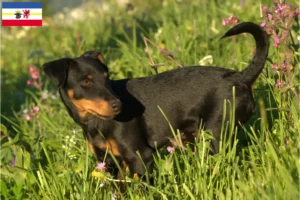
2;12;42;16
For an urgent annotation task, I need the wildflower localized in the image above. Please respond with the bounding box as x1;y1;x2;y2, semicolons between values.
267;13;273;21
70;136;76;144
11;157;16;167
280;62;286;70
281;4;288;10
41;90;48;99
33;106;40;112
167;146;174;154
25;114;31;121
274;4;286;15
186;26;192;31
111;194;117;200
276;80;281;87
222;14;240;27
240;0;245;8
96;162;106;171
133;173;140;182
222;19;227;26
262;6;268;13
260;20;266;28
51;94;58;100
91;170;106;180
199;55;213;65
26;65;42;90
284;136;289;145
272;64;278;70
159;43;165;49
273;36;280;47
154;28;162;39
28;65;40;80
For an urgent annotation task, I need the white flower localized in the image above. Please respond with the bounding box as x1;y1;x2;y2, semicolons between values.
154;28;163;39
42;90;48;99
51;95;57;100
111;194;117;200
199;55;213;65
56;12;65;20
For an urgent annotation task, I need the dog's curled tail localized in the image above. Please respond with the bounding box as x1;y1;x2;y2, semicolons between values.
221;22;269;85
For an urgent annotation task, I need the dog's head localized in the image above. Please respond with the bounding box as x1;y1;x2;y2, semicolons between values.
43;51;122;120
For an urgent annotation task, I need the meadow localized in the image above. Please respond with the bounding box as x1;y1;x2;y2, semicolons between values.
1;0;299;199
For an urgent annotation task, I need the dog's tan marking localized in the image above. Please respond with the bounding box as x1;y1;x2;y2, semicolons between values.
97;54;105;64
94;138;120;156
88;141;95;154
67;89;117;119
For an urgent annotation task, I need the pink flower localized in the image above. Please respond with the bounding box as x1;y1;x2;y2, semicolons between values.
273;36;280;47
272;64;278;69
33;106;40;112
262;6;268;13
222;19;227;26
167;146;174;154
26;80;32;85
25;114;31;121
28;65;40;80
267;13;273;21
280;62;287;71
11;157;16;167
276;80;281;87
260;20;266;28
96;162;106;171
281;4;288;9
274;4;286;15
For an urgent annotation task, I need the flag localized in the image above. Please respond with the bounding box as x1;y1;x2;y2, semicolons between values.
2;2;42;26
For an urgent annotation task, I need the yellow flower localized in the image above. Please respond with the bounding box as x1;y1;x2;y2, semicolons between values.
133;173;140;182
186;26;192;31
91;170;106;180
159;43;165;49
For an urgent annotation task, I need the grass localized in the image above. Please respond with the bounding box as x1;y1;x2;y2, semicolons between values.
1;0;299;199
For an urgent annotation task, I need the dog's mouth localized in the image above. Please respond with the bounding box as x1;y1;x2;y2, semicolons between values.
88;109;119;120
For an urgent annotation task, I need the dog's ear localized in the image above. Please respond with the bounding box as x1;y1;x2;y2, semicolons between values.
80;51;108;72
80;51;105;64
43;58;73;87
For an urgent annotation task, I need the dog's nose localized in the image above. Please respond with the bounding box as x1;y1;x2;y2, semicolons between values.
109;100;122;112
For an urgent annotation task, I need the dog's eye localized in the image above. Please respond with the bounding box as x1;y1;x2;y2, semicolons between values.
81;80;93;87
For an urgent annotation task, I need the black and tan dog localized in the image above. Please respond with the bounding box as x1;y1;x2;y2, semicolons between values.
43;22;268;179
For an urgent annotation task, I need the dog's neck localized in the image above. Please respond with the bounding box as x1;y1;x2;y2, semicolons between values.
59;88;87;125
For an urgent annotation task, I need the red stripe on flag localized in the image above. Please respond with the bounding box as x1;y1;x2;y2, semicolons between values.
2;20;42;26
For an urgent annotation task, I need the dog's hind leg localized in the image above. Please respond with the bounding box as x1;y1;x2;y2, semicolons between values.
204;116;223;154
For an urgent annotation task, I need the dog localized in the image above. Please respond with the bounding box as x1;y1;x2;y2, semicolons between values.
43;22;269;179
